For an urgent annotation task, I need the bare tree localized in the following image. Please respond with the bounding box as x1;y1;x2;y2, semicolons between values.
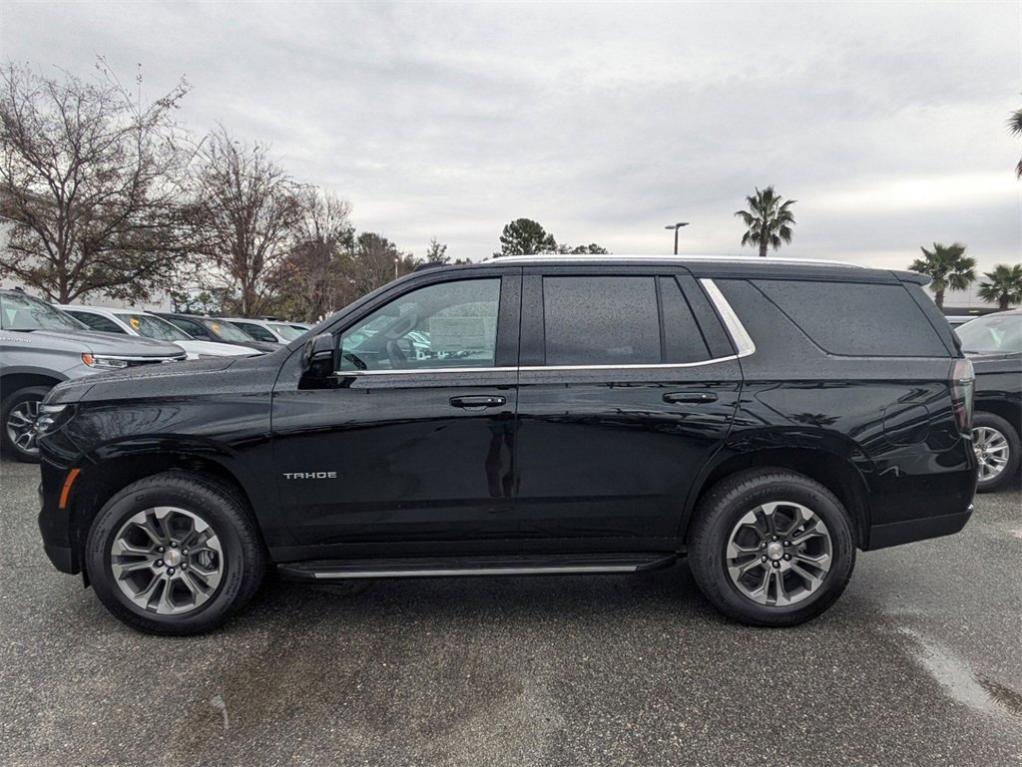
0;61;192;302
186;127;304;316
270;189;354;320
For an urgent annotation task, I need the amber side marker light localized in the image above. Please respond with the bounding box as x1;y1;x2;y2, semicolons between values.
58;468;81;510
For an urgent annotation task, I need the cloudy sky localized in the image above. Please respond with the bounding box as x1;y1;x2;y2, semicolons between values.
2;2;1020;297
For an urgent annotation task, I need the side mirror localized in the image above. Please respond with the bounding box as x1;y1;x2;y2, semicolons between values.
300;333;337;384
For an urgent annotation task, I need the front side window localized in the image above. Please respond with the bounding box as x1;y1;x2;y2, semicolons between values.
0;293;86;331
543;276;661;365
67;311;126;334
339;278;501;372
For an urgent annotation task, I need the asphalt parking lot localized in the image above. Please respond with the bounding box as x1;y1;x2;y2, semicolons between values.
1;459;1019;767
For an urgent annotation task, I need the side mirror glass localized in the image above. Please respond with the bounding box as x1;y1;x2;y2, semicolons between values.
300;333;337;383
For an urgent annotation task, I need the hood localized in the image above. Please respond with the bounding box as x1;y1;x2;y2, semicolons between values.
1;328;184;357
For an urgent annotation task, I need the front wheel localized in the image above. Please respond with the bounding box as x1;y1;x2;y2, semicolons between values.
688;469;856;627
85;471;265;635
1;385;50;463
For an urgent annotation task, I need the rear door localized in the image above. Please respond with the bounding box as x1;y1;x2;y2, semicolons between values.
513;265;745;543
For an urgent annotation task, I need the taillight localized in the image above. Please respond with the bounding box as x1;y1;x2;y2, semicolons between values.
950;357;975;434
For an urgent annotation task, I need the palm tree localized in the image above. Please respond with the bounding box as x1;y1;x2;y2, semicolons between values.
734;186;796;257
978;263;1022;310
1011;103;1022;178
909;243;976;309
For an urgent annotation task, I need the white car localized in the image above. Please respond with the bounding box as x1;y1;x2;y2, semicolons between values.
59;305;260;359
216;316;309;344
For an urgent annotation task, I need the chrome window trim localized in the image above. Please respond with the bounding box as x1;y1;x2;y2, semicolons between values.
700;278;756;358
332;276;756;377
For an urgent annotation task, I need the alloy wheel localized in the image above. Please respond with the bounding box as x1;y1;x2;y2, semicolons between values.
973;426;1010;483
110;506;225;615
5;399;41;456
725;501;833;607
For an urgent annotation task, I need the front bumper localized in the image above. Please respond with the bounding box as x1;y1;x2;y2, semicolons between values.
37;462;81;574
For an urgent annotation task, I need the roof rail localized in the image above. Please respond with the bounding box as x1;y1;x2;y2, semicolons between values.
488;254;864;268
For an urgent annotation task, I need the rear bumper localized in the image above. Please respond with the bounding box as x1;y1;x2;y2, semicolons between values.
866;505;973;550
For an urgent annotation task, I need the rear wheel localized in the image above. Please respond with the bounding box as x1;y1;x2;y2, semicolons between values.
688;469;856;627
85;471;265;635
1;385;50;463
972;412;1019;493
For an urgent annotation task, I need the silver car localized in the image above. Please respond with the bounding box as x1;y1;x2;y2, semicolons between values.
0;289;186;462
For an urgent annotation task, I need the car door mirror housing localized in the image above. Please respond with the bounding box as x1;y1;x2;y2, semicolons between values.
300;333;337;383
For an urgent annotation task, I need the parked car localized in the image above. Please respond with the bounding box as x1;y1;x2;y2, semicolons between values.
0;288;186;462
945;315;975;327
217;316;309;344
289;322;313;334
36;256;977;635
153;312;279;352
59;305;260;359
955;309;1022;491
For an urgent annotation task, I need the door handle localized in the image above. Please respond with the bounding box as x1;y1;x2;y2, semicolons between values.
663;391;718;404
450;395;507;409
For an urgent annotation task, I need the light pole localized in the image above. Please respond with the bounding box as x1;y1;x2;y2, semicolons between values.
664;222;689;255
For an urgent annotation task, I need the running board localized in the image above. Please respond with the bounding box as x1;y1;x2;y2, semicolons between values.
277;553;677;581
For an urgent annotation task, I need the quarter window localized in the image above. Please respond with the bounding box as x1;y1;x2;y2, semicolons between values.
339;278;501;372
659;277;711;363
543;276;661;365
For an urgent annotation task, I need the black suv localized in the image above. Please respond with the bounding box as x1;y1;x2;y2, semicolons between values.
37;257;978;635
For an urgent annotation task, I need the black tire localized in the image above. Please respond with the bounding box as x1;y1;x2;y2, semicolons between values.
1;385;51;463
973;412;1020;493
688;469;856;627
85;471;265;635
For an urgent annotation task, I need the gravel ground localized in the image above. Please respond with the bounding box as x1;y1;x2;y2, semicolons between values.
1;458;1019;767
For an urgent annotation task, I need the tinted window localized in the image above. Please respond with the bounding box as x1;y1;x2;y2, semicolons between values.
339;278;500;372
754;280;947;357
68;311;125;334
233;321;277;343
659;277;711;363
543;276;660;365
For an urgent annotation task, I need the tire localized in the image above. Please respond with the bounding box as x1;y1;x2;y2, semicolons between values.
85;471;265;635
1;385;51;463
688;469;856;627
973;412;1020;493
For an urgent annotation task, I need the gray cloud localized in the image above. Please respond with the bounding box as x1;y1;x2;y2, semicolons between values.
2;1;1019;289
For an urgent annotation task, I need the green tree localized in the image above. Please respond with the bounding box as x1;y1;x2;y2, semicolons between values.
494;218;557;257
558;243;609;254
349;232;421;295
425;237;450;264
909;242;976;309
734;186;797;257
1011;102;1022;178
0;61;192;302
977;263;1022;310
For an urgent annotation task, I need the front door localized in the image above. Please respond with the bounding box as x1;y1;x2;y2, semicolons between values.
513;268;744;544
271;271;521;551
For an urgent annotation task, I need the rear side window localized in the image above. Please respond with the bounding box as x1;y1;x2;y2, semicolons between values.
543;276;660;365
659;277;711;363
754;280;947;357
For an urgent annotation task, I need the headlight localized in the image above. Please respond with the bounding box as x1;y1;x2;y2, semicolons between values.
36;403;76;436
81;353;129;369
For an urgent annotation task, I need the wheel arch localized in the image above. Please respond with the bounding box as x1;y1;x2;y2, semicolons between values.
68;451;265;583
683;446;872;549
0;370;64;400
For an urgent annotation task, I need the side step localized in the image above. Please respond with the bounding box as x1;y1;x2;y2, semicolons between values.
277;553;678;581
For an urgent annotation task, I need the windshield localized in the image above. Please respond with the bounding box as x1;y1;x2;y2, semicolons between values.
956;313;1022;354
115;312;192;342
268;322;305;341
0;293;87;331
202;318;253;342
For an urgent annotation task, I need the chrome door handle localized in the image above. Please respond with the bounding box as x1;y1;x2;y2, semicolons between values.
450;395;507;409
663;391;718;404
